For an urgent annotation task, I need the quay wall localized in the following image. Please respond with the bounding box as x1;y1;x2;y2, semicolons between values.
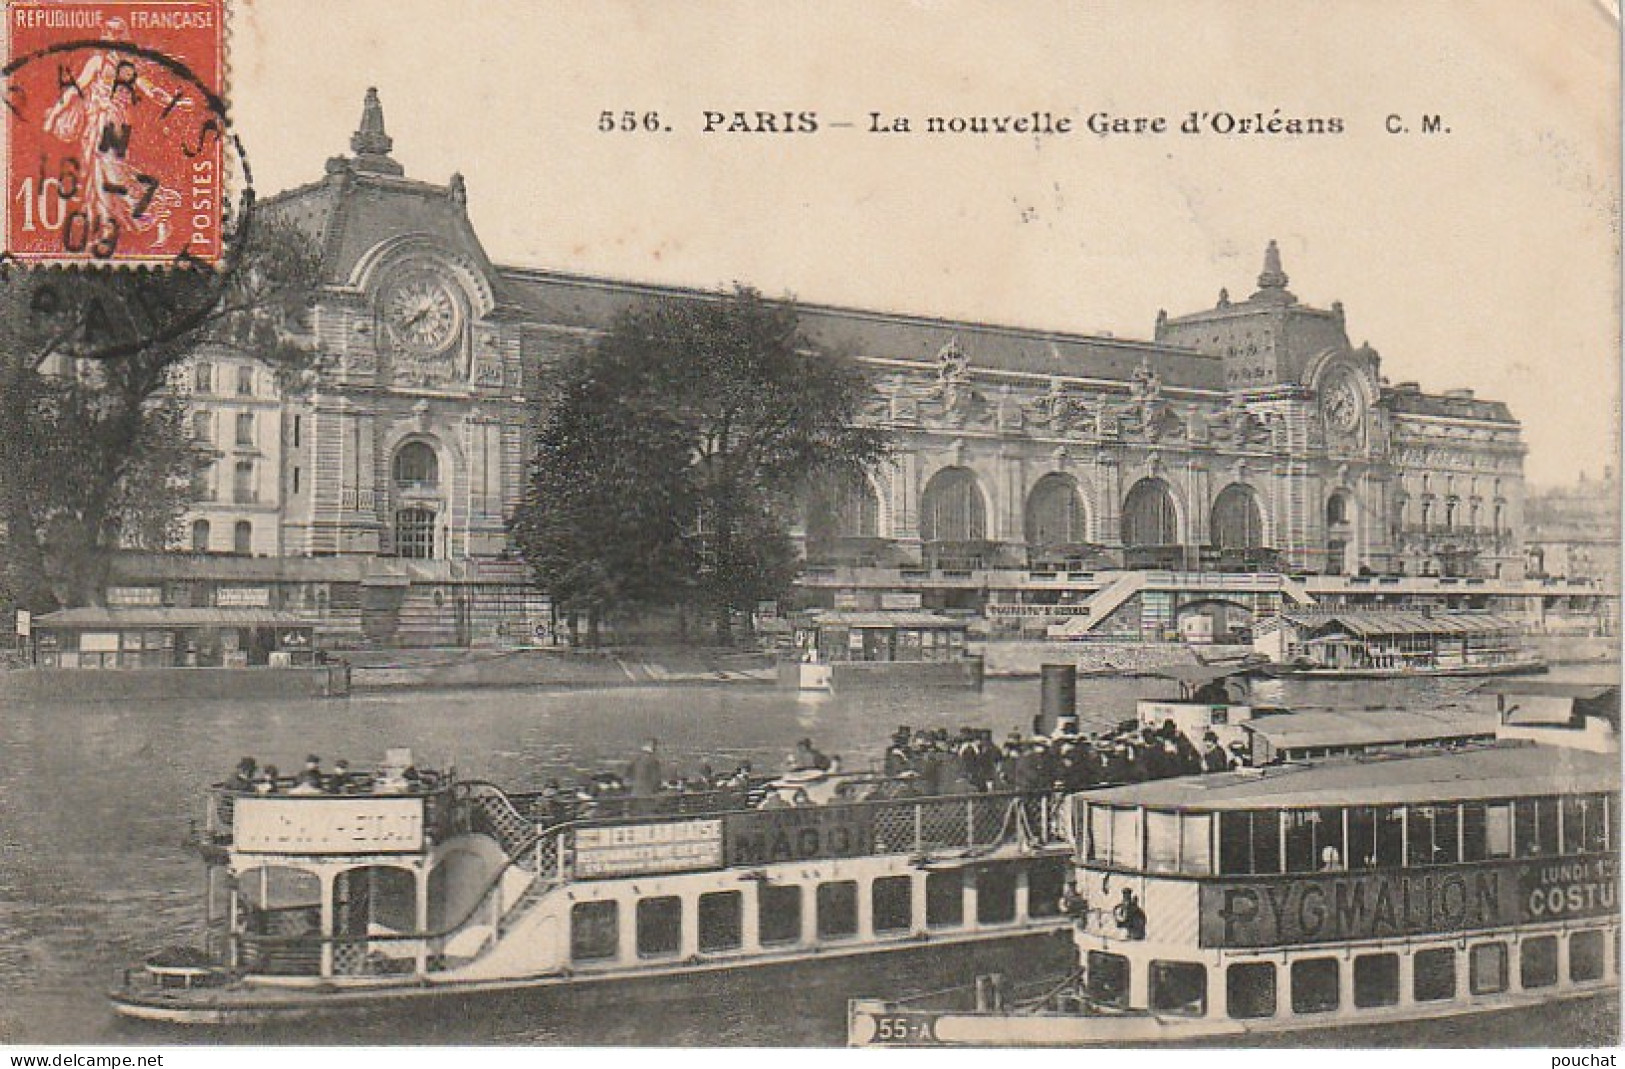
0;665;350;701
346;646;776;691
977;641;1253;678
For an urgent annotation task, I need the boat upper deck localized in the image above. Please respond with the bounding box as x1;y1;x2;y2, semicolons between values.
1082;743;1619;811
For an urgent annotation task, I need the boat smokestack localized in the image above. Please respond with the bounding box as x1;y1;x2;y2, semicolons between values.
1039;664;1078;735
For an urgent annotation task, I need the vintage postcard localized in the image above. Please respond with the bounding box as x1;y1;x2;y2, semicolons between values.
0;0;1617;1057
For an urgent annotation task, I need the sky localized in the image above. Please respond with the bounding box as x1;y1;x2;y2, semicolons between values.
228;0;1619;487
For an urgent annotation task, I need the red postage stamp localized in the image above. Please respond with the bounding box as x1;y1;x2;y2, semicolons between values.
3;0;227;266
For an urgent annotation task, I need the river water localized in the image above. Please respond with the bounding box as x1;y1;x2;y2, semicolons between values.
0;666;1613;1045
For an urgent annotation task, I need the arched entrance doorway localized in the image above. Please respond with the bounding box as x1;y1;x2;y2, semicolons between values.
1122;477;1181;568
1210;483;1274;570
920;466;988;569
1325;491;1354;575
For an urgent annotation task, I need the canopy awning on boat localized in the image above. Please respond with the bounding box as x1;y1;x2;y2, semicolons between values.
1241;708;1495;752
1082;744;1620;810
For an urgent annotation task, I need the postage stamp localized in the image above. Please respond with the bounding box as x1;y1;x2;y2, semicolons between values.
2;0;227;266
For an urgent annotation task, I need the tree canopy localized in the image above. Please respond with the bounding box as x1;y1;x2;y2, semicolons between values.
0;219;322;611
511;285;888;643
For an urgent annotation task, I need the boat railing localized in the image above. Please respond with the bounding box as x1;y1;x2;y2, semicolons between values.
459;781;1073;884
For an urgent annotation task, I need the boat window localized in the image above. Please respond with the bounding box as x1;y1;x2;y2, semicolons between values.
1180;813;1213;875
1027;859;1067;918
758;884;802;946
1414;947;1457;1002
1563;795;1610;855
926;871;963;928
1408;805;1460;866
1520;935;1559;989
1470;941;1508;995
1608;794;1619;852
1569;930;1606;983
1586;793;1611;853
1374;806;1405;867
238;865;321;911
1088;803;1111;863
1110;806;1143;870
1347;807;1377;869
1146;809;1180;873
1463;802;1514;860
871;876;912;933
816;881;858;940
976;865;1018;924
570;900;618;962
1353;953;1399;1008
1087;950;1130;1009
1515;798;1560;858
1150;961;1207;1017
1290;957;1341;1014
1285;808;1345;873
1226;963;1276;1019
636;896;682;958
698;891;742;952
1218;811;1277;875
1218;812;1252;875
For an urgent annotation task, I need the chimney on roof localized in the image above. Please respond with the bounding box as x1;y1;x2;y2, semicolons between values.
348;87;404;176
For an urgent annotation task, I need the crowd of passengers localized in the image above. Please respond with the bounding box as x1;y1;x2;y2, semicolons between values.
880;721;1247;794
222;754;442;795
221;721;1248;815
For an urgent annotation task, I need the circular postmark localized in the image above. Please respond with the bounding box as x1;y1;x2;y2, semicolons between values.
0;34;257;362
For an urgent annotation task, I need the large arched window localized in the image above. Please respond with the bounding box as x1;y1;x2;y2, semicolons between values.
1210;484;1267;550
1121;478;1178;547
233;520;253;555
1326;493;1350;526
1025;474;1087;547
806;470;880;542
393;441;439;487
191;519;210;553
919;467;986;542
396;508;436;559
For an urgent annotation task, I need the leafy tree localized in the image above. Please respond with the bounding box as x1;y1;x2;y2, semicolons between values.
0;220;321;611
512;285;888;643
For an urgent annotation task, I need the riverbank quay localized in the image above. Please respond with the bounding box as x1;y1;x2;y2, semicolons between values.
345;645;776;690
977;640;1250;678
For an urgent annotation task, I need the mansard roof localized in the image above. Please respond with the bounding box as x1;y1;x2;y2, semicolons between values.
496;266;1230;393
1383;385;1517;424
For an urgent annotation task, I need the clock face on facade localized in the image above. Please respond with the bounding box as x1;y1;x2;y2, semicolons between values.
1322;369;1364;433
381;271;462;357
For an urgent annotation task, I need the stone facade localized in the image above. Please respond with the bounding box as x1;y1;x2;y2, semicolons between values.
158;91;1528;645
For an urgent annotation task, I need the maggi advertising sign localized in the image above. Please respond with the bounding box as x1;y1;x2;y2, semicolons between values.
1199;855;1617;948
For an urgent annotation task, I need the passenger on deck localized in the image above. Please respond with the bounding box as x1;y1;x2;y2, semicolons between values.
288;769;324;795
628;739;664;799
790;737;831;772
325;760;354;794
1201;732;1231;773
225;757;257;792
1113;888;1147;940
254;765;279;794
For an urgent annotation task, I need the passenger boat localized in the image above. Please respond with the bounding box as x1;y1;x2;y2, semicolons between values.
108;757;1070;1025
1252;610;1546;679
778;610;984;691
849;684;1620;1046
